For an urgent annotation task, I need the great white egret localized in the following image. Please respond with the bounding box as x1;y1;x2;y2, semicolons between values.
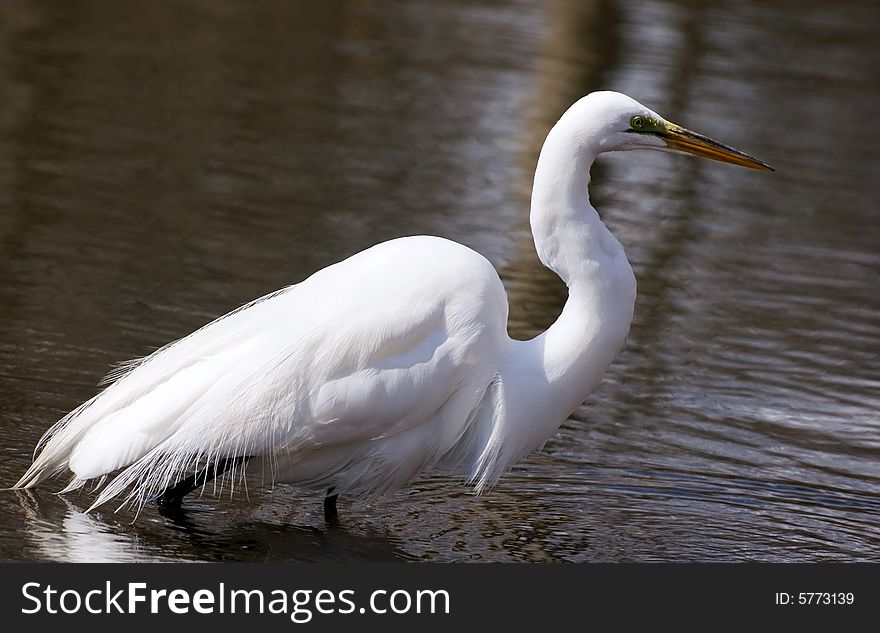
14;91;771;519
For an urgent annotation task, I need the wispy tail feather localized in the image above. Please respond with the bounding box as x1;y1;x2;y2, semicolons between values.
13;395;104;490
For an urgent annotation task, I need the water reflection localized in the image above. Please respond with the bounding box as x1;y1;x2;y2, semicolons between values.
1;0;878;561
16;490;171;563
16;488;414;563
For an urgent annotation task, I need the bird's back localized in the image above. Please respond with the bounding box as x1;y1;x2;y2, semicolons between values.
17;236;510;508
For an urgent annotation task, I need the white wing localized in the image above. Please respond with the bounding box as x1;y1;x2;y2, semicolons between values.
16;236;509;508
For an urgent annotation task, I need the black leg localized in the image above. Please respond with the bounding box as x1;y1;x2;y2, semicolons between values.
324;487;338;521
154;456;251;509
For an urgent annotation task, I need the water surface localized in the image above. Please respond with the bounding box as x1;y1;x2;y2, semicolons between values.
0;0;878;562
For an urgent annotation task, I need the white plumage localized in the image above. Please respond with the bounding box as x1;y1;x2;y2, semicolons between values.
14;91;769;514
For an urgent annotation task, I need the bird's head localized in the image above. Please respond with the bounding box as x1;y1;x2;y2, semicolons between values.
564;91;773;171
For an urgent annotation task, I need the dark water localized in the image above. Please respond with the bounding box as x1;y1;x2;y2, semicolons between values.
1;0;878;562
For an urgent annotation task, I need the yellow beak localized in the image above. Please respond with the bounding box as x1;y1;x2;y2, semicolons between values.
661;124;773;171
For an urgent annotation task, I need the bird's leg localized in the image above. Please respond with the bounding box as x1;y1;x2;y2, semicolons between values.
324;487;338;521
154;456;252;509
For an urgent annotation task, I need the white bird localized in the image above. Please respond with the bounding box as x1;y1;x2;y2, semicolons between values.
14;91;771;519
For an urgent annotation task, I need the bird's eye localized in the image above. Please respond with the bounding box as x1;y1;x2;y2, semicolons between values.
630;116;646;130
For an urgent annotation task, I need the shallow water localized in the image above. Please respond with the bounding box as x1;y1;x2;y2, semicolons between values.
0;0;878;562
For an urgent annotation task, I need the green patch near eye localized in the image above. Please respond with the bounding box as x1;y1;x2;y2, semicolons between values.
628;115;666;134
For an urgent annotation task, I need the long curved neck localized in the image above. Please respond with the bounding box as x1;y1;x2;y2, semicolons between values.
497;118;637;467
530;122;621;288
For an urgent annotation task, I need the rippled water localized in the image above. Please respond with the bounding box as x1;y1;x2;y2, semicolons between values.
1;0;878;562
